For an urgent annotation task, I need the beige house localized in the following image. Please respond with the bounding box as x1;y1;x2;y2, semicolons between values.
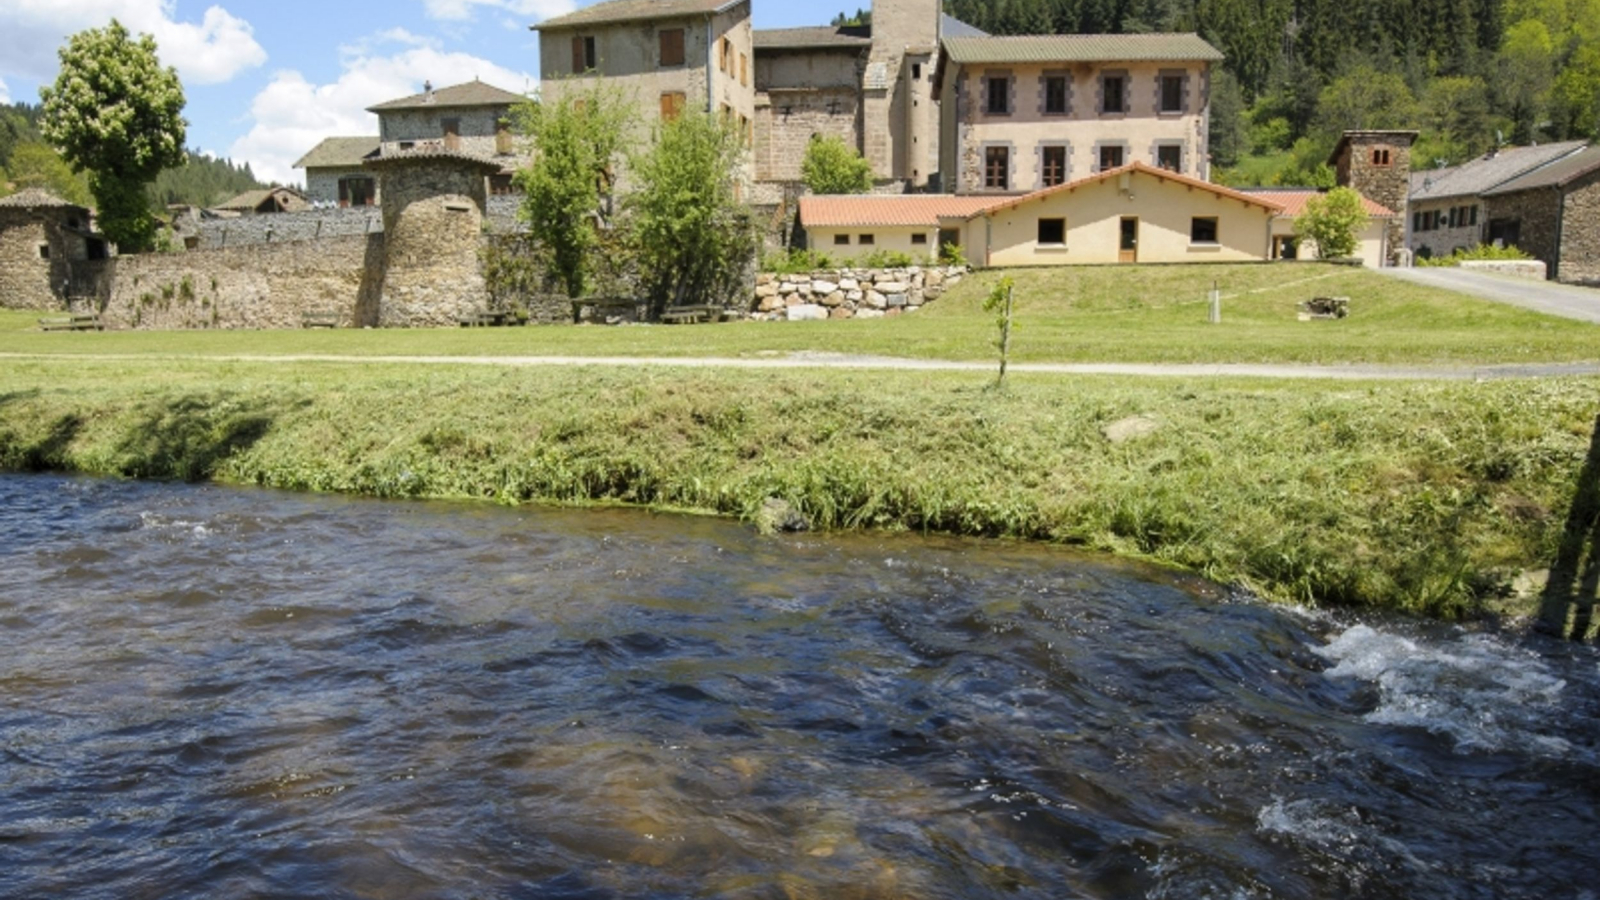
934;34;1223;196
936;162;1280;266
799;194;993;259
1248;189;1397;268
533;0;756;147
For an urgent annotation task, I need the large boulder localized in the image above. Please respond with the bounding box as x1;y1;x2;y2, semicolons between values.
787;304;827;321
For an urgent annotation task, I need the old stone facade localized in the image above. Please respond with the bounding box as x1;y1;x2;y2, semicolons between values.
1556;169;1600;285
368;151;502;328
750;263;966;319
1479;145;1600;284
0;190;104;310
753;39;868;182
1331;130;1416;266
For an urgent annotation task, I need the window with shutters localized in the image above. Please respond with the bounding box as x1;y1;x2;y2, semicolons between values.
441;117;461;151
1041;145;1066;187
659;28;684;66
985;146;1009;189
572;35;596;73
740;53;749;86
660;92;686;121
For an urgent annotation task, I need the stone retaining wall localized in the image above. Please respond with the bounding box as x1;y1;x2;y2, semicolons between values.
751;264;968;320
1458;260;1547;280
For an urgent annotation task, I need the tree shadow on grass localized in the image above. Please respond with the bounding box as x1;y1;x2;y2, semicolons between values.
1538;413;1600;641
110;395;277;482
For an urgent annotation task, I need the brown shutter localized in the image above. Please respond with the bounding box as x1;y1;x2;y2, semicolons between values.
572;35;585;73
660;92;685;121
659;29;684;67
740;53;748;86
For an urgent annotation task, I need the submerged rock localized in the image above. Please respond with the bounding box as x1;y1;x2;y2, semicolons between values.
755;497;809;534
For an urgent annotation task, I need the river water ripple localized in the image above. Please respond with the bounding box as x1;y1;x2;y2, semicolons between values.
0;474;1595;899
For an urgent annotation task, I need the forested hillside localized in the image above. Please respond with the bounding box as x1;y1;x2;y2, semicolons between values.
1;102;268;210
943;0;1600;185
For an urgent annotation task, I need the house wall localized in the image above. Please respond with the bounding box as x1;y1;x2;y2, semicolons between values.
1407;197;1480;259
0;208;88;310
959;171;1273;266
754;48;863;182
944;61;1211;196
1269;216;1389;268
862;0;940;184
1333;133;1413;265
805;225;938;260
379;106;509;158
305;167;381;206
1557;169;1600;285
1483;186;1562;279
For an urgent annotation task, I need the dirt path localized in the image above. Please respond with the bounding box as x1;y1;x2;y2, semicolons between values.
5;350;1600;380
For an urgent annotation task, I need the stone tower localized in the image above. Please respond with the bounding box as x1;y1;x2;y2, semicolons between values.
1330;130;1417;266
866;0;942;186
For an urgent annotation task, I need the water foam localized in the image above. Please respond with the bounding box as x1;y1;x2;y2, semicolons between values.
1314;624;1571;756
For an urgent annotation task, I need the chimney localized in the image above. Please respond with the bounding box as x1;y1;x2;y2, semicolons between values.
424;80;435;103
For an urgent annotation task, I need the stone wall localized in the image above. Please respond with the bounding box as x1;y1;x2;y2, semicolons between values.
1558;170;1600;285
1458;260;1547;279
184;207;384;250
1484;187;1563;278
380;107;509;159
304;168;379;206
750;264;966;320
67;234;384;329
374;157;493;328
0;208;79;310
755;87;863;182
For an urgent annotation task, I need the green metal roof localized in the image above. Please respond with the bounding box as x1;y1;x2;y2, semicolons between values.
940;33;1224;65
293;136;380;170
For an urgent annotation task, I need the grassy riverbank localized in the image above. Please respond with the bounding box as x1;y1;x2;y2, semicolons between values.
5;262;1598;365
2;354;1595;620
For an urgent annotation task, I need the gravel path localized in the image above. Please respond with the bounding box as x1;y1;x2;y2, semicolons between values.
6;351;1599;381
1374;267;1600;323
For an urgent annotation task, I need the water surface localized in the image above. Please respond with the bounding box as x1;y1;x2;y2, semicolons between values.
0;474;1595;899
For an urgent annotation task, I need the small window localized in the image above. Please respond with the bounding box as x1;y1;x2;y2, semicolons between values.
399;140;415;151
1102;75;1124;114
1372;147;1392;167
37;243;50;260
1099;145;1124;171
858;234;875;246
1037;218;1065;245
572;35;597;73
1160;75;1183;113
1044;76;1068;114
1156;145;1181;171
489;174;515;196
911;233;928;245
987;76;1009;115
1041;145;1067;187
834;234;850;246
1191;217;1219;244
985;146;1010;189
659;28;685;66
912;63;923;80
660;91;686;121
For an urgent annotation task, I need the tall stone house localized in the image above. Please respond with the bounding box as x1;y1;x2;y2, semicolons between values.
1328;130;1417;267
294;137;382;207
932;33;1223;195
1480;145;1600;285
367;79;528;196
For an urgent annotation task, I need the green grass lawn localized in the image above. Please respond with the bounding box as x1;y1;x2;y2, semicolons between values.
4;262;1597;365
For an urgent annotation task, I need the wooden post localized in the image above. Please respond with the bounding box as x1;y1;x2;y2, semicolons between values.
1208;279;1221;324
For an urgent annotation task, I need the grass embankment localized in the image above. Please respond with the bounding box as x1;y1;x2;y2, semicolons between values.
4;262;1597;365
2;355;1595;620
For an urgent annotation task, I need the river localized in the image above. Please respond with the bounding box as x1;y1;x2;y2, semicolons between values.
0;474;1595;899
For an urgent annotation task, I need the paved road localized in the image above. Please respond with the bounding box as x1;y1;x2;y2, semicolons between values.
5;351;1599;381
1375;266;1600;324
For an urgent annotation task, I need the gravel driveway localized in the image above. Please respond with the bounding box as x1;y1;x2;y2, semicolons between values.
1375;266;1600;324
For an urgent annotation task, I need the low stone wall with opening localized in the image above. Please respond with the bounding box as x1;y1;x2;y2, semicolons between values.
750;265;969;321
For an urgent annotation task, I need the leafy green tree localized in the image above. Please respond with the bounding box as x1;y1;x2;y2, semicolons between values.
1550;43;1600;138
1313;66;1420;142
5;142;92;205
627;111;757;315
1419;76;1496;161
510;81;633;298
1295;186;1367;259
800;134;873;194
39;20;187;252
1497;18;1557;142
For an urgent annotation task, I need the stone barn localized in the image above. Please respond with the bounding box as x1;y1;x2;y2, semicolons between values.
0;189;107;310
1481;145;1600;285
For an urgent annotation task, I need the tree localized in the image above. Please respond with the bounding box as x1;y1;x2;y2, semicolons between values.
510;81;633;298
800;134;873;194
39;20;186;252
1497;18;1556;142
1208;70;1249;167
5;142;92;205
1419;76;1496;161
627;111;758;315
1313;66;1420;143
1295;187;1368;259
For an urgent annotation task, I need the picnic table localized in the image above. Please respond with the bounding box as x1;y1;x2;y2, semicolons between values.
459;310;523;327
301;310;341;328
659;305;729;324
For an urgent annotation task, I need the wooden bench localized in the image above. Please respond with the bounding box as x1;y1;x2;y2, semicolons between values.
459;310;511;327
38;313;104;332
301;310;341;329
660;305;725;324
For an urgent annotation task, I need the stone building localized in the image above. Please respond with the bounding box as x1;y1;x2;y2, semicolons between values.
0;189;107;310
363;148;503;327
533;0;757;154
368;79;527;196
1329;130;1416;266
1405;141;1586;260
933;33;1223;195
294;136;382;207
214;186;312;215
1481;145;1600;285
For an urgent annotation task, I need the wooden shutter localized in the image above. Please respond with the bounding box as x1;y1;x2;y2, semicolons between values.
740;53;748;86
659;29;684;66
660;92;685;121
572;35;585;73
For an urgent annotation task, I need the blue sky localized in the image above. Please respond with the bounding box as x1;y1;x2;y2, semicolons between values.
0;0;837;184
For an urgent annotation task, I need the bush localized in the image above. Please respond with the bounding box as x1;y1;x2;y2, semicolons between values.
762;247;837;274
1416;244;1534;267
856;249;918;268
800;135;873;195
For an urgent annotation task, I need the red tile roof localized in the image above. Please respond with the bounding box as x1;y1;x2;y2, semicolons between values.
1245;188;1396;217
959;162;1287;220
799;195;997;227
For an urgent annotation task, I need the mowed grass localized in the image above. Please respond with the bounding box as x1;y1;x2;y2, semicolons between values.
1;354;1596;620
4;262;1597;365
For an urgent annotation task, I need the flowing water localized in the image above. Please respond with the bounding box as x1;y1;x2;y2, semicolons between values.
0;473;1596;899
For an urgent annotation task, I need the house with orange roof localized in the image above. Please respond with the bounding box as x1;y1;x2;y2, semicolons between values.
1244;188;1399;269
798;194;995;259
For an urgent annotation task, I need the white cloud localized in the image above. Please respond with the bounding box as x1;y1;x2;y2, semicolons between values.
229;41;535;185
0;77;10;105
423;0;575;23
0;1;266;87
